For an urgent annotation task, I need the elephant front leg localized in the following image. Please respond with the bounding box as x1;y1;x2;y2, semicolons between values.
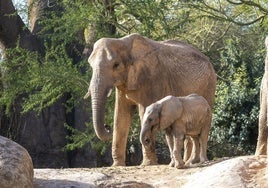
112;89;135;166
173;130;185;169
165;128;175;167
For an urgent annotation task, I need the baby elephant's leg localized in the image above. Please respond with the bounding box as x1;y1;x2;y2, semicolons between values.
185;136;200;165
165;128;174;167
172;129;185;169
183;136;193;162
199;128;209;163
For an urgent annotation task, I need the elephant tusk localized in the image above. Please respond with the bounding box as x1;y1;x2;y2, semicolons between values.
107;89;113;97
83;91;91;99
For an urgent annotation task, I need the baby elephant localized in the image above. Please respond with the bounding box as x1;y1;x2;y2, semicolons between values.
140;94;212;169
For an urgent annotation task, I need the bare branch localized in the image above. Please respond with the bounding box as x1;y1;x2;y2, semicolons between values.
227;0;268;13
226;0;243;5
188;1;267;26
228;15;265;26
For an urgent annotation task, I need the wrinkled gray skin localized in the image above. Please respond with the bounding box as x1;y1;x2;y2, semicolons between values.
140;94;212;169
256;36;268;156
84;33;216;166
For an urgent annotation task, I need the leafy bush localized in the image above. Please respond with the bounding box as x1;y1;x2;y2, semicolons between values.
0;46;89;114
210;35;265;157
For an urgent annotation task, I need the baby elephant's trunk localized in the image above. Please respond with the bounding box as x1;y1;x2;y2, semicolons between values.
140;125;155;152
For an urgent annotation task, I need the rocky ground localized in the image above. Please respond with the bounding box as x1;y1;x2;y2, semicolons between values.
34;155;267;188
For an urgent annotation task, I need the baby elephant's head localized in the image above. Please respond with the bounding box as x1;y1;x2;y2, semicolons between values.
140;95;183;151
140;103;161;151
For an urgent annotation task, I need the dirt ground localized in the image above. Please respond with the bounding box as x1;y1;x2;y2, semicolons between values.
34;155;267;188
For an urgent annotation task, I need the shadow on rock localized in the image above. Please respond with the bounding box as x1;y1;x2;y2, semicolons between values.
99;181;154;188
34;179;96;188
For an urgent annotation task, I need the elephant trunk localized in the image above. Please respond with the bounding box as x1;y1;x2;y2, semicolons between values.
140;124;158;165
90;72;113;141
140;124;155;152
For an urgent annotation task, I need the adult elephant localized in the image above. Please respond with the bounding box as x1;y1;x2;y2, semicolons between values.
256;36;268;156
84;33;217;166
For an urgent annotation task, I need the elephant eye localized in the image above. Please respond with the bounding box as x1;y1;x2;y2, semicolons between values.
148;118;152;122
113;62;120;69
145;138;150;144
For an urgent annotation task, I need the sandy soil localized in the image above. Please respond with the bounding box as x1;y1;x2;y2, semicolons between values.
34;155;267;188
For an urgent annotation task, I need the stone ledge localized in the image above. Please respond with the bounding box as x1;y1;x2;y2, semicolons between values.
34;155;267;188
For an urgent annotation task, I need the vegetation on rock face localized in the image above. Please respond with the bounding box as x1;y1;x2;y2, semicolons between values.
1;0;268;166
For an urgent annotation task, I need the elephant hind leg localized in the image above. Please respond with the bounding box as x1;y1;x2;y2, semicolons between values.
185;136;200;165
199;129;209;163
256;80;268;156
183;136;193;162
255;124;268;155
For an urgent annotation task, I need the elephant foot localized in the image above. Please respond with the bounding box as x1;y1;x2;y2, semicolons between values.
169;159;175;167
174;160;185;169
141;158;158;166
141;153;158;166
199;157;208;164
112;161;126;167
185;158;200;166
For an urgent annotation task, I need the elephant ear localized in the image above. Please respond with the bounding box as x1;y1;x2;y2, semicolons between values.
159;97;183;130
127;61;145;90
127;34;153;90
130;34;153;58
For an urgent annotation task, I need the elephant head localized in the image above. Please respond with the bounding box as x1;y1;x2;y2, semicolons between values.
140;96;183;150
84;34;153;141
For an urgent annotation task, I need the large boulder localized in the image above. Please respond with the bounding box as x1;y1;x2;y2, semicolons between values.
182;155;267;188
0;136;34;188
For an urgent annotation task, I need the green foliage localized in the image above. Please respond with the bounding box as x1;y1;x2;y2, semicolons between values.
1;0;96;116
0;45;89;114
64;123;109;155
185;0;268;26
211;35;265;156
115;0;191;39
0;47;40;114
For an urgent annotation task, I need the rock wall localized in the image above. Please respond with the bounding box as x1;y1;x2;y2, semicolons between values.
0;100;100;168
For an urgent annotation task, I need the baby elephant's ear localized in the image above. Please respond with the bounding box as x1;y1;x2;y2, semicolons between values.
159;98;182;130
